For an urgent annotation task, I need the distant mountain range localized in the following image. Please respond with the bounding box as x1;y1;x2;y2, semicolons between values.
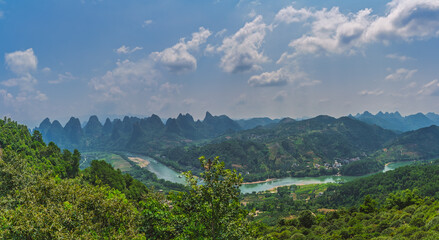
351;111;439;132
35;111;439;180
35;112;280;153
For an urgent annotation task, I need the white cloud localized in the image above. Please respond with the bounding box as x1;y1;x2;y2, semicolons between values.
273;90;287;102
159;82;181;93
41;67;51;73
5;48;38;75
277;0;439;56
274;6;313;24
90;59;158;101
152;27;211;73
359;89;384;96
386;53;413;61
48;72;76;84
365;0;439;42
143;19;153;27
2;74;37;91
215;29;227;38
0;89;13;104
115;45;143;54
204;44;216;55
217;16;269;73
2;48;47;103
290;7;374;55
299;79;322;87
182;98;195;106
248;9;257;18
34;90;48;101
385;68;417;81
248;68;291;87
417;79;439;96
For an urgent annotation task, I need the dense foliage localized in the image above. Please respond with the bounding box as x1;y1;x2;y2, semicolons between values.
255;190;439;239
163;116;397;180
316;161;439;208
0;118;252;239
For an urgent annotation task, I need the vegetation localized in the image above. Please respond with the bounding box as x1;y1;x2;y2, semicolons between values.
163;116;397;180
316;161;439;208
255;190;439;239
3;116;439;239
0;118;252;239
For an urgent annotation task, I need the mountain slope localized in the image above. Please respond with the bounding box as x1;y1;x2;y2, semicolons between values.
163;116;398;180
353;111;439;132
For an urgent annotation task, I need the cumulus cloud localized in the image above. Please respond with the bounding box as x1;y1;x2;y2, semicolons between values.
90;59;157;101
277;0;439;56
152;27;211;73
5;48;38;75
385;68;417;81
290;7;374;55
2;49;47;103
359;89;384;96
2;74;37;91
248;68;291;87
417;79;439;96
115;45;143;54
274;6;313;24
217;16;269;73
365;0;439;41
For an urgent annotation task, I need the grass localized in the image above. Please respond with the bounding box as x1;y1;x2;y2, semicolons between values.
81;152;132;172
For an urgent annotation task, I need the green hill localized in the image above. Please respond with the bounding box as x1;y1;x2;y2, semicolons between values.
163;116;398;180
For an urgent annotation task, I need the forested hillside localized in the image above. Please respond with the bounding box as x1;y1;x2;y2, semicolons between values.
35;112;439;182
0;117;252;239
374;125;439;162
3;117;439;239
164;116;398;180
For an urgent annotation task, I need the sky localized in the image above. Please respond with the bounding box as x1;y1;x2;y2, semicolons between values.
1;0;439;126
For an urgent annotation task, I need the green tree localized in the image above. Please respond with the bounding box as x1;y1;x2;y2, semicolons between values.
171;156;250;239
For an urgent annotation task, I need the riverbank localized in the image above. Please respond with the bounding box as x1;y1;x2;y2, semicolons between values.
128;157;150;168
242;178;277;185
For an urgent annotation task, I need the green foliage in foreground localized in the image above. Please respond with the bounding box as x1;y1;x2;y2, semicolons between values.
0;118;253;239
316;161;439;208
170;156;250;239
255;190;439;240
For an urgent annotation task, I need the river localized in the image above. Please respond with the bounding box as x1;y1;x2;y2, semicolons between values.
127;153;422;194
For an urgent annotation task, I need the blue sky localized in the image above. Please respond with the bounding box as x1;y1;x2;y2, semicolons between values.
1;0;439;126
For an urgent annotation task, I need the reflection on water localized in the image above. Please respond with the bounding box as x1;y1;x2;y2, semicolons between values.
127;153;422;194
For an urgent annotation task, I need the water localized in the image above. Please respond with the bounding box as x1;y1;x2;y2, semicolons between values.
127;153;421;193
125;153;187;185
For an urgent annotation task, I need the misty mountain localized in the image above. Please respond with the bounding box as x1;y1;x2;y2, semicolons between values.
352;111;439;132
235;117;281;130
34;112;244;152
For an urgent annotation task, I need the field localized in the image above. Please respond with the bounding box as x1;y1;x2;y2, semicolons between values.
80;152;133;172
